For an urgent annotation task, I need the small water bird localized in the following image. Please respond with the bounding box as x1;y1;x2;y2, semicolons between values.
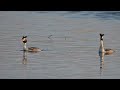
21;36;41;52
99;33;115;55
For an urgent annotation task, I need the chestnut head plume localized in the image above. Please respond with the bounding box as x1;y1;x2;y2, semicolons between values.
22;36;27;43
100;33;104;40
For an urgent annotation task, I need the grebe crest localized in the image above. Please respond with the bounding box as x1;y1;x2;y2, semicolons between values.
99;33;115;55
22;36;41;52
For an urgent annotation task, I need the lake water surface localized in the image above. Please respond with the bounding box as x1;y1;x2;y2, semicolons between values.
0;11;120;79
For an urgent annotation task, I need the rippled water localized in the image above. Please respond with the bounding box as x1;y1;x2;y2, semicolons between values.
0;11;120;79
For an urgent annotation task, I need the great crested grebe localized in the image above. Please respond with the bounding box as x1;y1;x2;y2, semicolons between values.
99;33;115;55
22;36;41;52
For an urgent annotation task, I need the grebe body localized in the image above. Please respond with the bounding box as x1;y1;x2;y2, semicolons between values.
99;33;115;55
22;36;41;52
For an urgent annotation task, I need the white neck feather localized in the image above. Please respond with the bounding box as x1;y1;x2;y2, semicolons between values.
23;43;28;51
99;40;105;53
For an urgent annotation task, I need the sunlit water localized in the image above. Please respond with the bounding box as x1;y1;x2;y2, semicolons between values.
0;11;120;79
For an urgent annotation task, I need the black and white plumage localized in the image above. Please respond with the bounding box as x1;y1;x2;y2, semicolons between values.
22;36;41;52
99;33;115;55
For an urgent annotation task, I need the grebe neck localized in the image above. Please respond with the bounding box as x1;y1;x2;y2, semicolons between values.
100;40;104;48
23;43;28;51
99;39;105;53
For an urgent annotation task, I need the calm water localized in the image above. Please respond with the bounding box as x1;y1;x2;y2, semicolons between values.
0;11;120;79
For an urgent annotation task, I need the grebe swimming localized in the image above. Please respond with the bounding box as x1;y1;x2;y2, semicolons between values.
22;36;41;52
99;33;115;55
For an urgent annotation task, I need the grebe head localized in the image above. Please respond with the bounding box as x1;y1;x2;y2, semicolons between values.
100;33;104;40
22;36;27;43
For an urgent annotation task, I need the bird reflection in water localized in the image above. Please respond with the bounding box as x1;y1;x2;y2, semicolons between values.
99;52;113;76
99;52;105;76
22;51;27;65
99;52;105;68
22;50;40;64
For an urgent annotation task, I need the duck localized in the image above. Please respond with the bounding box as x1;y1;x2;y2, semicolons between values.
99;33;115;55
21;36;41;52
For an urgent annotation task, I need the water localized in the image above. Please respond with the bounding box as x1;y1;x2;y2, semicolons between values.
0;11;120;79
